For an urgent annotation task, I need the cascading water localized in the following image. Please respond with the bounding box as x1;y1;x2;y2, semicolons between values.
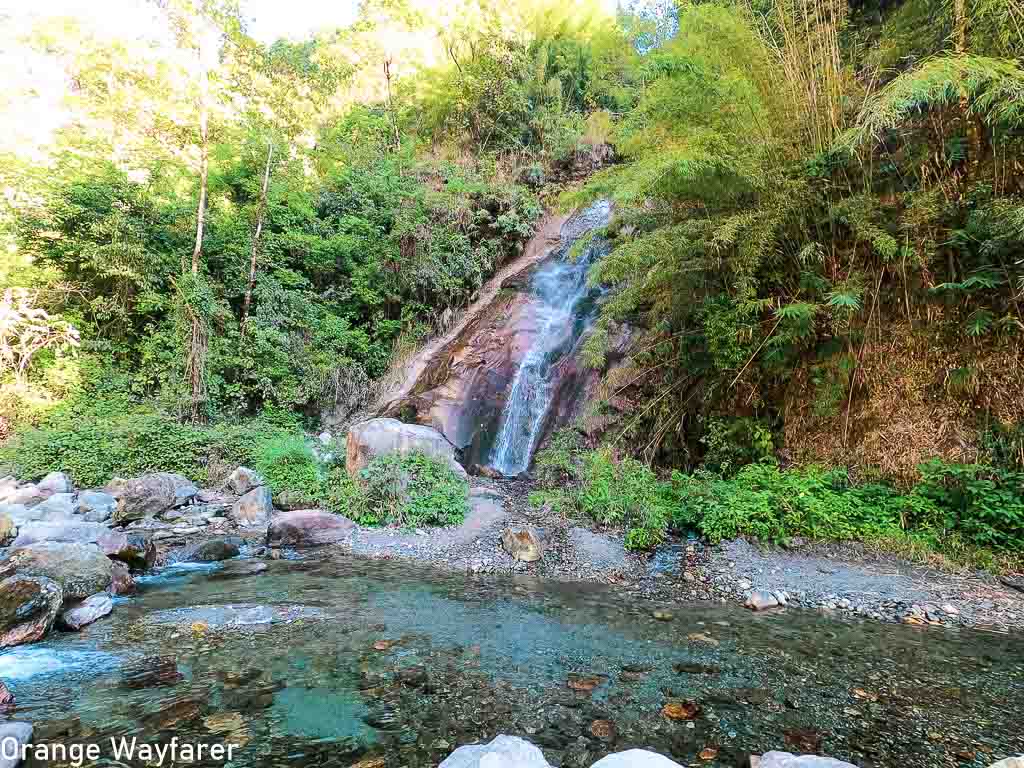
487;200;612;475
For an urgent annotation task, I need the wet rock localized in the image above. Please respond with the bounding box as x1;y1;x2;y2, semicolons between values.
591;751;683;768
231;487;273;528
438;735;552;768
183;538;241;562
396;664;428;687
209;560;267;580
77;490;117;522
226;466;264;496
661;700;700;720
38;472;73;495
102;531;156;570
0;575;63;647
31;493;76;520
756;753;857;767
501;527;543;562
109;562;136;595
266;510;355;548
745;590;780;611
59;593;113;630
114;473;198;524
0;722;33;768
0;681;12;709
346;418;468;481
988;758;1024;768
0;514;14;546
121;656;184;689
0;542;114;602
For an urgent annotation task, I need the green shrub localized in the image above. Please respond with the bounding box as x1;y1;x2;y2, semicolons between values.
254;435;325;502
331;452;468;528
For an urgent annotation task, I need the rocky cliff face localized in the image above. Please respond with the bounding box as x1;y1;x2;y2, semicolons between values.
375;203;625;476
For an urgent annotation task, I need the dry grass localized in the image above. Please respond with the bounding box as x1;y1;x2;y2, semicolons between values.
784;323;1024;485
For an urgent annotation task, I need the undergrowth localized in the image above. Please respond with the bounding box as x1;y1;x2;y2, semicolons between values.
329;451;468;528
531;428;1024;567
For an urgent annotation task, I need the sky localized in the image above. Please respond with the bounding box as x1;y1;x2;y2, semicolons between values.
0;0;362;43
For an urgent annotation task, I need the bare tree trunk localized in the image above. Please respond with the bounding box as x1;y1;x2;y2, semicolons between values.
384;58;400;149
185;25;213;423
240;139;273;341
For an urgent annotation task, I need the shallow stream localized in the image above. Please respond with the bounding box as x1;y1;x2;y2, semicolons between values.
4;555;1023;767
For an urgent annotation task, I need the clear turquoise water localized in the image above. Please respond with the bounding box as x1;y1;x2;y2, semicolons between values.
4;555;1023;767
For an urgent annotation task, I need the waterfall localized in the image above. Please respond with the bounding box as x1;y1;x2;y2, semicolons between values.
487;200;611;476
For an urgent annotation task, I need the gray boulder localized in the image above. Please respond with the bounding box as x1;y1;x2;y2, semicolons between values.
267;510;354;548
0;575;63;647
37;471;73;495
10;523;155;570
501;527;543;562
231;487;273;528
439;735;551;768
592;751;683;768
346;418;468;481
59;593;114;630
0;542;113;603
29;492;76;520
0;722;32;768
5;484;45;508
226;466;264;496
78;490;117;522
755;753;858;768
114;472;198;524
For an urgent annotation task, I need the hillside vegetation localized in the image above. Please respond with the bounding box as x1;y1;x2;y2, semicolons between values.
1;0;1023;564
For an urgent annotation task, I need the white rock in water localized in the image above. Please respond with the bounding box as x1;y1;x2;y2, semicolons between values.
591;750;684;767
439;735;551;768
757;752;859;767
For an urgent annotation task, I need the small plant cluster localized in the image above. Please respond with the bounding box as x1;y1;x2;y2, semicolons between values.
531;429;1024;561
330;452;468;529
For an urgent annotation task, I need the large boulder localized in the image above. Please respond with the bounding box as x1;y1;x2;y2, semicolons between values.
439;735;551;768
226;467;264;496
267;510;355;548
5;484;46;508
0;504;31;528
114;473;198;524
78;490;117;522
592;752;683;768
37;471;73;496
0;575;63;647
755;753;858;768
230;487;273;528
0;542;113;603
346;418;468;481
10;523;155;570
30;493;76;521
59;593;114;631
0;722;32;768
